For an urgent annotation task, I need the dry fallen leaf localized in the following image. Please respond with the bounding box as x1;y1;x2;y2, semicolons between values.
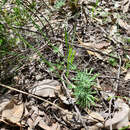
50;123;61;130
38;119;51;130
26;106;48;130
59;95;70;105
49;0;56;5
30;79;61;97
27;118;34;130
77;38;110;59
88;122;103;130
124;69;130;80
117;19;129;30
89;112;104;122
1;99;24;126
110;25;117;36
78;38;110;50
59;94;76;105
58;44;64;56
127;26;130;36
105;98;130;129
39;120;61;130
100;91;115;100
122;0;130;13
0;94;11;112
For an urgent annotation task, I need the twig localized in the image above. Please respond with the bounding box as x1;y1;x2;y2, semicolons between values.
0;83;72;115
0;83;91;122
61;73;88;130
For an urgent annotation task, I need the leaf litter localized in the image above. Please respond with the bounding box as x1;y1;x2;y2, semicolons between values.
0;0;130;130
29;79;61;97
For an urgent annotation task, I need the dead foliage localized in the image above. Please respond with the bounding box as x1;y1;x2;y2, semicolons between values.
0;0;130;130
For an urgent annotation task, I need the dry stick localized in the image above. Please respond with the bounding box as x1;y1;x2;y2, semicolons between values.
0;82;91;125
61;73;88;130
0;83;72;115
0;82;92;113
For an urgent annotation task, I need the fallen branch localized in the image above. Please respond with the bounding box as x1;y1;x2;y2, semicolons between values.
0;83;72;115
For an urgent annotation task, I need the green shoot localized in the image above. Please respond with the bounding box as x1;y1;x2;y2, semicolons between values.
64;27;76;77
108;57;118;67
70;69;98;108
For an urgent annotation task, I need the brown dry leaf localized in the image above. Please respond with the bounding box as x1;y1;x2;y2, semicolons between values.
50;123;61;130
58;44;64;56
27;118;34;130
100;91;115;100
117;19;129;30
127;26;130;36
39;120;60;130
30;53;40;61
27;106;47;129
0;95;11;112
78;38;110;50
49;0;56;5
124;69;130;80
95;79;102;90
38;120;52;130
59;95;70;105
89;112;104;122
110;25;118;36
122;0;130;13
88;123;103;130
78;38;110;59
59;94;76;105
105;98;130;129
61;110;73;125
30;79;61;97
1;99;24;126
